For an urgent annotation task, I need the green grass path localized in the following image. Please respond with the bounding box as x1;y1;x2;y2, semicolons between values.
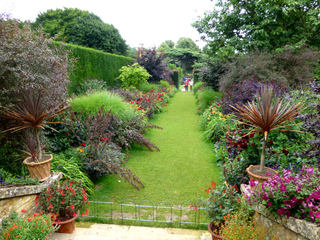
94;91;221;205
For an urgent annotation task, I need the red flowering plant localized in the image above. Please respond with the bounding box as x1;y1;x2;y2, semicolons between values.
37;179;89;223
245;166;320;225
198;181;241;234
0;209;56;239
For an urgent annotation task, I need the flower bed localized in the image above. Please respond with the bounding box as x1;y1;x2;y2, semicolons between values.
242;183;320;240
241;166;320;240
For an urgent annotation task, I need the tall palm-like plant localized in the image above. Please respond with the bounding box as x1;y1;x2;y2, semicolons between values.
0;90;67;162
230;85;304;173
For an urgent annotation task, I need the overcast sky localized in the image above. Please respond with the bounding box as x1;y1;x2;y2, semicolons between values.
1;0;215;49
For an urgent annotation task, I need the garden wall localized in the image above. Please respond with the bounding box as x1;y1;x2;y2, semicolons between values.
62;43;133;93
0;172;62;224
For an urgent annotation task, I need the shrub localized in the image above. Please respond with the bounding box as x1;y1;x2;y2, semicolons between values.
136;47;169;83
0;16;73;163
118;63;150;89
75;107;146;190
75;78;107;96
137;83;160;93
51;150;94;195
220;77;286;113
159;80;170;88
296;80;320;161
193;81;205;95
198;58;225;91
0;17;72;110
196;87;222;114
219;48;320;94
70;91;138;122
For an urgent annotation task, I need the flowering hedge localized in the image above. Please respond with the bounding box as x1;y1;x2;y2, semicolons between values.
247;166;320;225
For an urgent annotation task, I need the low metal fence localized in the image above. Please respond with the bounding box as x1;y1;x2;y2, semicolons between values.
84;196;208;227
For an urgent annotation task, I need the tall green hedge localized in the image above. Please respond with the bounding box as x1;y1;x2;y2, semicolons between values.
170;69;180;90
193;69;200;84
63;43;133;94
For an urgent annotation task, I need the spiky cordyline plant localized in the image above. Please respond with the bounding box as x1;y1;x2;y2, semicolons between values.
0;90;67;162
230;85;304;173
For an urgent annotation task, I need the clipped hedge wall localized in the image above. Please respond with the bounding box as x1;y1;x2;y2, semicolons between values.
193;69;200;84
170;69;180;90
62;43;133;94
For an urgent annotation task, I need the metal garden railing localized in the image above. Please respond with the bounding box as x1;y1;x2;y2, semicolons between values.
84;196;208;227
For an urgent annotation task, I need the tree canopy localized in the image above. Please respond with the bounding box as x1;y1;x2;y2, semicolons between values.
176;37;200;52
192;0;320;57
32;8;128;55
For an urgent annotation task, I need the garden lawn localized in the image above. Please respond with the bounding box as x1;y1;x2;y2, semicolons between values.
93;91;221;207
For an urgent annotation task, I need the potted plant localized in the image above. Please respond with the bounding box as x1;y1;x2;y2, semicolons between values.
199;181;240;240
230;85;304;183
37;179;89;234
0;89;67;181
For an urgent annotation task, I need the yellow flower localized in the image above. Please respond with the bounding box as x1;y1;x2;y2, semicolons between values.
78;148;84;153
208;118;210;120
222;118;226;121
212;111;216;114
219;113;223;116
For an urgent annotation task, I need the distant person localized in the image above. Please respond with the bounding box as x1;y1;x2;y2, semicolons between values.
190;80;193;91
184;78;189;91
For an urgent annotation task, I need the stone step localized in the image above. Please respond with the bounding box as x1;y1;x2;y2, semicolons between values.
49;223;211;240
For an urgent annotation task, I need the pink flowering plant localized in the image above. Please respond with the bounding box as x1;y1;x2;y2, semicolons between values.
37;179;89;222
248;166;320;225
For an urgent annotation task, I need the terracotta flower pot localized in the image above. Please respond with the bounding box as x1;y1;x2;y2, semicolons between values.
23;154;53;181
208;222;224;240
246;165;278;186
55;212;78;234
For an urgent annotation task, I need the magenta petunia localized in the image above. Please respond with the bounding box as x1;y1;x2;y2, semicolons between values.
280;184;287;192
249;179;259;188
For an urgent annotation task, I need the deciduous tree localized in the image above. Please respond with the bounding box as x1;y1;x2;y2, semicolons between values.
193;0;320;57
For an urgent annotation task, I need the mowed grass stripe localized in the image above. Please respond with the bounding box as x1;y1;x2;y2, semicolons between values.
94;91;221;205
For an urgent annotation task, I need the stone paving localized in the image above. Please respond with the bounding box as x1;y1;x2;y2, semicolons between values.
49;224;211;240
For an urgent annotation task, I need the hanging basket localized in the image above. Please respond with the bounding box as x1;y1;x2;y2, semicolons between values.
23;154;53;181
